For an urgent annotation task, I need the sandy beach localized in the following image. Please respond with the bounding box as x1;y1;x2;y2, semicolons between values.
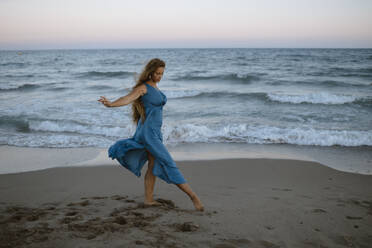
1;0;372;246
0;147;371;248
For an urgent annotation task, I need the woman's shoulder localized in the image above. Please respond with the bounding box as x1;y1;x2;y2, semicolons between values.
134;83;147;96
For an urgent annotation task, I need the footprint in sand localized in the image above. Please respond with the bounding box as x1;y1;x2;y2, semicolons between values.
271;187;292;191
81;196;109;200
215;239;278;248
66;200;90;207
311;208;327;213
60;214;84;224
4;206;49;223
330;235;357;247
270;196;280;200
205;210;218;217
65;211;79;216
264;225;275;230
170;221;199;232
110;195;128;200
346;216;363;220
92;196;108;200
298;194;312;199
337;198;372;214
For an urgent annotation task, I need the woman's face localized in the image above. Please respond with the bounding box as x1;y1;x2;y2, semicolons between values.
152;67;164;83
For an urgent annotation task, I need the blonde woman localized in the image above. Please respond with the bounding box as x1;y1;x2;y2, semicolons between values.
98;58;204;211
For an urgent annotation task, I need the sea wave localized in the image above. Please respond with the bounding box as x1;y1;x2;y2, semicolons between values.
0;115;30;132
98;59;128;65
87;85;116;91
307;67;372;78
167;91;266;100
44;86;71;91
166;90;370;105
163;90;203;99
162;123;372;147
27;119;134;138
173;72;261;83
266;92;363;105
329;66;372;74
268;79;369;88
4;74;35;78
0;62;30;67
0;82;63;92
2;116;371;147
76;71;135;79
0;116;135;138
0;83;41;91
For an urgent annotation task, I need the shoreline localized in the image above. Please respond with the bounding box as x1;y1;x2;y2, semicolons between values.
1;143;371;175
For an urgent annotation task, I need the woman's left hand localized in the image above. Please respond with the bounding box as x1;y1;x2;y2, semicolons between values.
98;96;112;107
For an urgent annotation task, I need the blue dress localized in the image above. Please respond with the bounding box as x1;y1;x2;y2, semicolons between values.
108;83;187;184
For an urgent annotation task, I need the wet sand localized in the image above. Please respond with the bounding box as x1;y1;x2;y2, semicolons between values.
1;153;372;247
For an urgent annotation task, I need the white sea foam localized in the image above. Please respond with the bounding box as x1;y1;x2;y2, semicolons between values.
163;90;202;99
2;133;111;148
0;85;20;90
20;119;372;147
28;120;135;138
162;123;372;147
3;120;372;148
267;92;359;104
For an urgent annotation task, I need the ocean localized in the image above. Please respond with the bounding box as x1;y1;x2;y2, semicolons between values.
1;48;372;174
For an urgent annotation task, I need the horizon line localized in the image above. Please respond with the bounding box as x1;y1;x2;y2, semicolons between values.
1;47;372;51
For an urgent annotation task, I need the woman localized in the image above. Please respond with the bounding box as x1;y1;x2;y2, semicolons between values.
98;58;204;211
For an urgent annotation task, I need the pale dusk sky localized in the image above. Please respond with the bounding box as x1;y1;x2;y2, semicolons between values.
0;0;371;49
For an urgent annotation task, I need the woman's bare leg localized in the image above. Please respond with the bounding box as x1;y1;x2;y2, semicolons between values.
176;183;204;211
144;150;203;210
144;151;161;205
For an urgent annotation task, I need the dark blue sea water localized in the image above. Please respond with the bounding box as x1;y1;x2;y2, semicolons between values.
1;48;372;148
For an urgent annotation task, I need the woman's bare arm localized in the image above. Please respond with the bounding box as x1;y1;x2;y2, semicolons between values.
98;85;147;107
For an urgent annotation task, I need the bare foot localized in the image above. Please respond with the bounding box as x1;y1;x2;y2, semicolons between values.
191;195;204;211
144;200;162;206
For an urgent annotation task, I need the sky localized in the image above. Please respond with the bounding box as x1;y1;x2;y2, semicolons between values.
0;0;371;50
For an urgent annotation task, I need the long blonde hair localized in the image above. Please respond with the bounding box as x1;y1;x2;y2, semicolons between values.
131;58;166;125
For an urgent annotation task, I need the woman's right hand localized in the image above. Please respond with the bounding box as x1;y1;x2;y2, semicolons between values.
98;96;112;107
